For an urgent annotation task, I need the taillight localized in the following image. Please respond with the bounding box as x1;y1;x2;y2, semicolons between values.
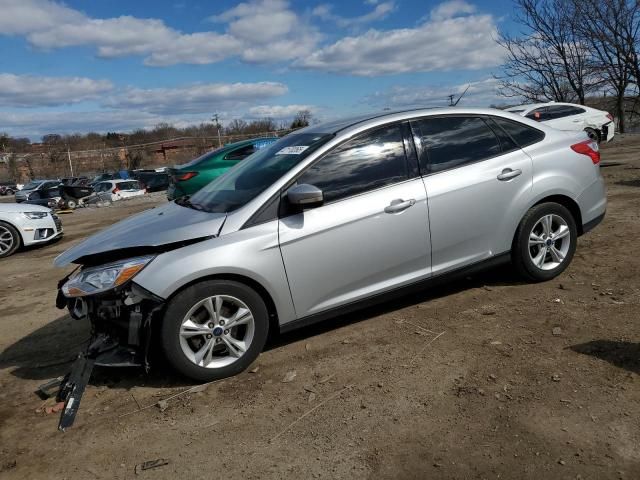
571;139;600;165
177;172;198;181
112;186;120;194
606;113;613;122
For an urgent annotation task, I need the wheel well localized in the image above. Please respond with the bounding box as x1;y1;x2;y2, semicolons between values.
533;195;584;235
165;274;281;335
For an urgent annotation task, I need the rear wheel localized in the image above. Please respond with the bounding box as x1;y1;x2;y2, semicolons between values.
65;199;77;209
512;202;577;281
160;280;269;382
0;222;20;258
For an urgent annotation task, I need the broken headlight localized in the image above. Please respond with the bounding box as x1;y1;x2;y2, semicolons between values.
62;255;154;297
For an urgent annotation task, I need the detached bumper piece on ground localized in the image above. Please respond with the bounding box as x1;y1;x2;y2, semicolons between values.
48;280;164;431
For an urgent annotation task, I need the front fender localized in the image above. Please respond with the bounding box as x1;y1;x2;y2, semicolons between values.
133;221;297;324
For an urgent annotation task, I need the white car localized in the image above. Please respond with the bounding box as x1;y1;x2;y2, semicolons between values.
93;179;146;202
506;102;614;143
0;203;63;258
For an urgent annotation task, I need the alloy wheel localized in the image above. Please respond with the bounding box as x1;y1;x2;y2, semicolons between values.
528;214;571;271
178;295;255;369
0;225;14;255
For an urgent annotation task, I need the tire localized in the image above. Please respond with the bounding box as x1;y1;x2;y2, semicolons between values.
160;280;269;382
6;189;14;195
0;221;21;258
585;127;600;143
66;199;77;209
512;202;577;282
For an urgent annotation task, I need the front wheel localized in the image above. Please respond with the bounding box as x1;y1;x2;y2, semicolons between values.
512;202;577;282
0;221;20;258
160;280;269;382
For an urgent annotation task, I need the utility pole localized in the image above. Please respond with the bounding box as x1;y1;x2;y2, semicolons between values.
67;146;74;177
212;114;222;147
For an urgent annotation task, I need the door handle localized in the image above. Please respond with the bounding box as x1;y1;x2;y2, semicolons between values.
497;168;522;181
384;198;415;214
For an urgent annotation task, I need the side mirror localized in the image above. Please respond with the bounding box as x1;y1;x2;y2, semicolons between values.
287;183;324;208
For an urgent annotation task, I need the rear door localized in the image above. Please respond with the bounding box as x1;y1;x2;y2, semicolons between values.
412;115;534;275
278;122;431;317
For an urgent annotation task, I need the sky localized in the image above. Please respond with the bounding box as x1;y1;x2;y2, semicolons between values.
0;0;521;140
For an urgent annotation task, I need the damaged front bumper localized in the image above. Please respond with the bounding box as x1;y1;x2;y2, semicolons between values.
50;279;165;430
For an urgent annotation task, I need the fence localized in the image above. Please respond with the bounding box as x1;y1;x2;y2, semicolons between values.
0;129;294;183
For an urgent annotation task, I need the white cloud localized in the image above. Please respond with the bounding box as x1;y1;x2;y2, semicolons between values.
0;0;317;66
107;82;289;114
210;0;320;62
298;3;503;76
430;0;477;21
365;78;505;108
248;104;315;119
0;73;112;107
312;1;395;27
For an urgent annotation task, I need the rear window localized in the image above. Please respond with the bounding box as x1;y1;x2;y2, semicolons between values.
490;117;545;148
118;181;141;190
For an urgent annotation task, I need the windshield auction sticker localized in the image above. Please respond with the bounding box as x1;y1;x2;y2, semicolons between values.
276;146;309;155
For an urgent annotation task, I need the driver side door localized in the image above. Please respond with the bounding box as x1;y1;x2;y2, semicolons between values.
278;123;432;318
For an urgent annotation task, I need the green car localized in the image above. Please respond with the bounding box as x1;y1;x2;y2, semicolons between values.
167;137;278;200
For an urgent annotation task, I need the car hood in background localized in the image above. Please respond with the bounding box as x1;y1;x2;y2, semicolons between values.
0;203;50;213
54;201;226;266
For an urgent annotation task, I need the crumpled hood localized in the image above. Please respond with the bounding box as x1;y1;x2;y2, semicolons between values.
54;201;226;266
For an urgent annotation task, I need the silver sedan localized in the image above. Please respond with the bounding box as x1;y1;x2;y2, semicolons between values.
56;108;606;382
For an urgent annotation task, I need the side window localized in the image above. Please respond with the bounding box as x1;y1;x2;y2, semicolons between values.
486;118;519;153
547;105;585;120
525;107;549;121
224;144;255;161
297;124;409;203
491;117;545;148
412;116;501;174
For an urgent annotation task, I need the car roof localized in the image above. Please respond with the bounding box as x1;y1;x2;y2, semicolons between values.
506;102;590;112
299;107;543;135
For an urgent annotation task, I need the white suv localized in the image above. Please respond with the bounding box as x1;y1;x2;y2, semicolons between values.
506;102;614;143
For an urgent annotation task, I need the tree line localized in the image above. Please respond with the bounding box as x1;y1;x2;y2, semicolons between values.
497;0;640;132
0;109;313;154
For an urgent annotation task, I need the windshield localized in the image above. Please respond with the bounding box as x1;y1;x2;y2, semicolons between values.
187;132;333;213
22;181;43;190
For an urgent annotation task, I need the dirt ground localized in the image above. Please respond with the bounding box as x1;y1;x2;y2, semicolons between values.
1;138;639;480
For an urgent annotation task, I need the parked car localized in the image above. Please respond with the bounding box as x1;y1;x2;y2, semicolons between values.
60;184;96;209
0;183;17;196
0;203;62;257
89;173;120;186
23;184;62;206
92;179;146;201
506;102;614;143
166;137;278;200
130;169;169;192
71;177;91;186
55;108;605;383
14;180;60;203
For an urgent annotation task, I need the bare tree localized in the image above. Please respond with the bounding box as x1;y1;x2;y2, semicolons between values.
573;0;637;132
497;0;598;104
290;110;312;129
